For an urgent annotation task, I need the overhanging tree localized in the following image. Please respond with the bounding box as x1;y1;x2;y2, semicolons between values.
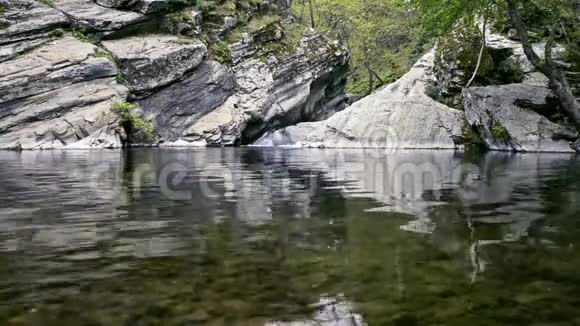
406;0;580;151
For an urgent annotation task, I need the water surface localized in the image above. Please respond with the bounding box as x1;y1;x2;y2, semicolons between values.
1;148;579;325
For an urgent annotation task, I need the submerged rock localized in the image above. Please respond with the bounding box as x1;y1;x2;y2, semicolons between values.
254;49;465;149
0;36;128;149
463;84;577;152
102;35;207;95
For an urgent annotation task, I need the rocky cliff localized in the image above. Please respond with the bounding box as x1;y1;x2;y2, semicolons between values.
256;32;580;152
254;49;465;149
1;1;578;153
0;0;349;149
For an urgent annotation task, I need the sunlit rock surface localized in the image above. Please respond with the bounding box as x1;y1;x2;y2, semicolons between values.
54;0;146;33
254;50;465;149
102;35;207;95
0;0;67;61
0;37;128;149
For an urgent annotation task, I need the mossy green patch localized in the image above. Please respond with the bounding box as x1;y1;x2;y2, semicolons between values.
491;122;510;142
111;101;155;141
209;40;232;64
72;30;91;43
226;13;281;43
168;9;194;24
212;0;236;16
47;28;65;38
36;0;55;7
463;124;486;149
94;48;114;61
175;37;197;45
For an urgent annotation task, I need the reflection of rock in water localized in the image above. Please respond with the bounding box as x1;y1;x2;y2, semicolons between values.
1;148;580;288
456;152;577;242
266;296;365;326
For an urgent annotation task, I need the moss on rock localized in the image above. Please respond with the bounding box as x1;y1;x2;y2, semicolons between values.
491;122;510;142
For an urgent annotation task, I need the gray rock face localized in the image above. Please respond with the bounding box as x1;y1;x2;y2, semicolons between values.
0;36;117;103
102;35;207;95
0;0;67;62
161;8;202;37
254;50;465;149
95;0;174;14
138;61;235;144
140;28;349;147
0;36;128;150
186;30;349;146
463;84;577;152
54;0;145;32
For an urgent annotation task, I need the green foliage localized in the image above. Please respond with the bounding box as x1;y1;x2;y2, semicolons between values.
226;13;281;43
213;0;236;16
116;73;127;84
48;28;65;38
293;0;424;96
72;30;91;43
111;101;155;141
94;49;114;61
0;4;6;16
209;41;232;64
404;0;489;37
169;10;194;24
112;101;138;120
463;125;486;148
491;122;510;142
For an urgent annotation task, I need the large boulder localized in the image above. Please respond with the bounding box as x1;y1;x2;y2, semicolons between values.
254;49;465;149
431;30;564;107
0;0;67;62
102;35;207;95
0;36;128;150
463;84;577;152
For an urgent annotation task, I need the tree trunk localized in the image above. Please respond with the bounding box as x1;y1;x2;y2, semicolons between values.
466;0;491;88
308;0;315;28
367;65;374;95
506;0;580;137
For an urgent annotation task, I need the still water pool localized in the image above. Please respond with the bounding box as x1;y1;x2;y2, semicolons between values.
0;148;579;325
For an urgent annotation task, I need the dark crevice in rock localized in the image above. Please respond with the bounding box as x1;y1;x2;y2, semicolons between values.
515;95;575;128
240;64;348;145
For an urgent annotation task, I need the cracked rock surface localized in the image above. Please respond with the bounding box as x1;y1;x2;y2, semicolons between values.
102;35;207;95
0;36;128;149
